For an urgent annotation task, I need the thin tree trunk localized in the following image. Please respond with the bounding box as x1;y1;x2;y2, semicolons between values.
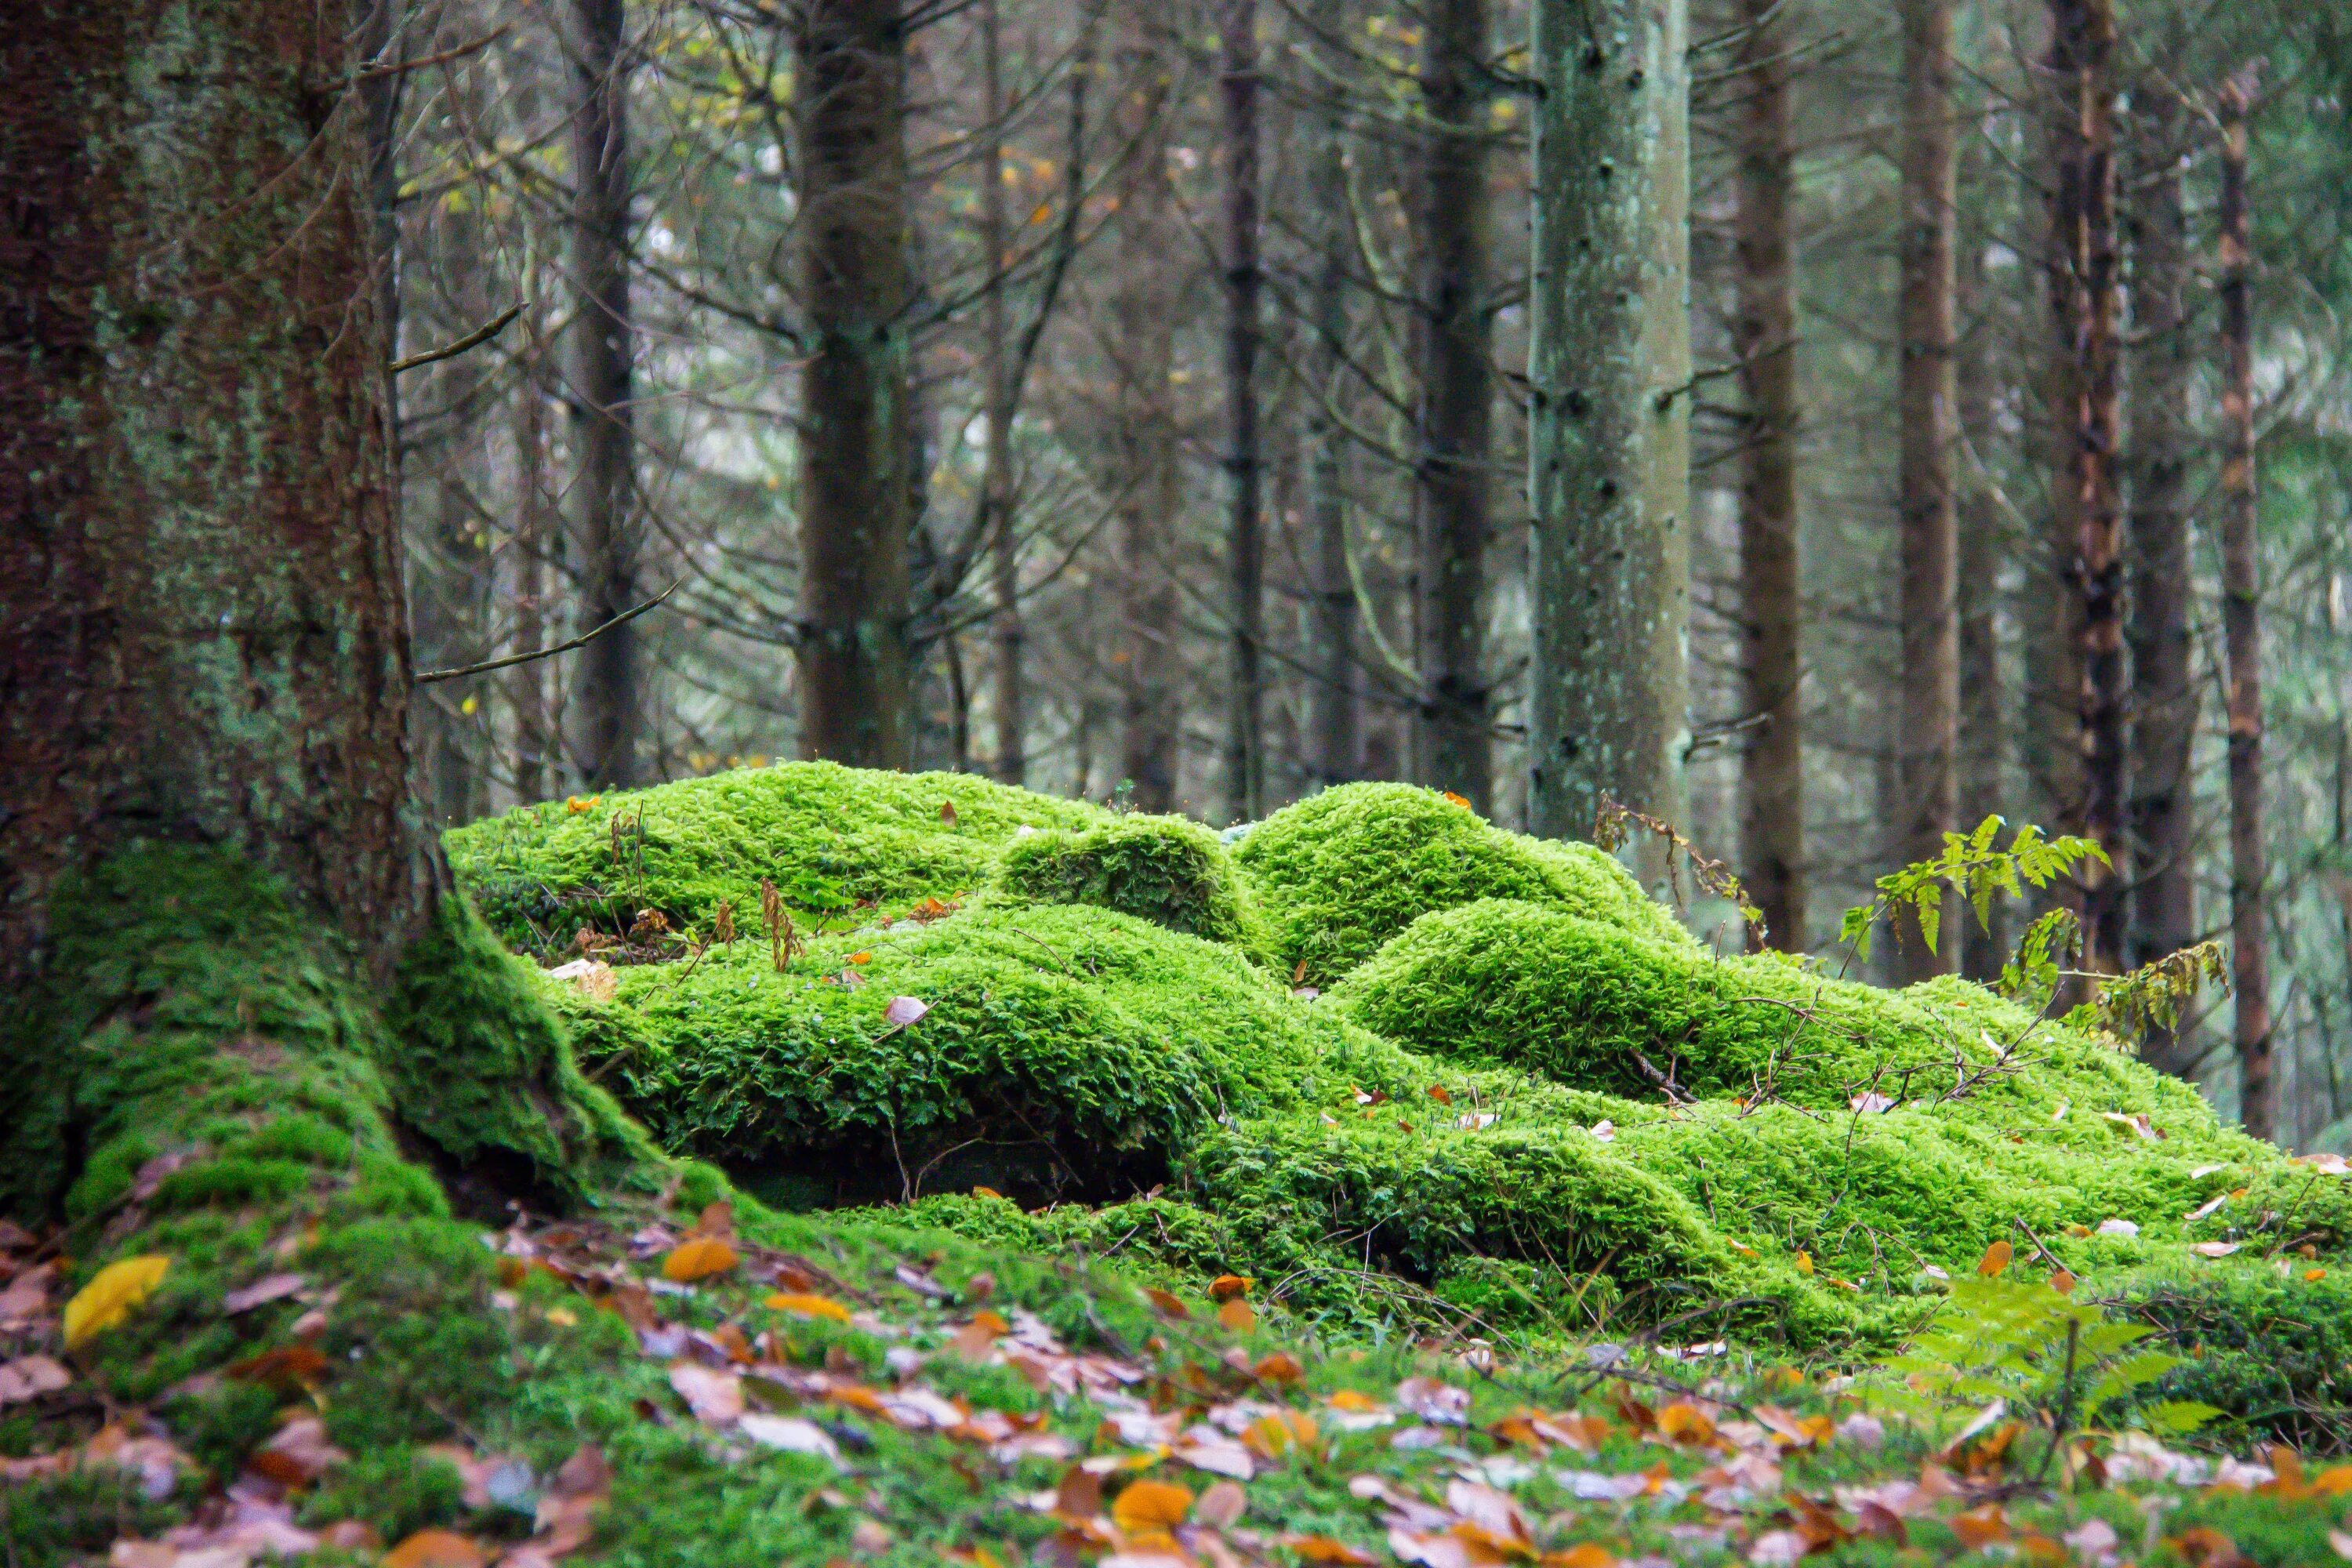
1305;0;1358;791
2218;69;2271;1140
2031;14;2084;856
981;0;1024;785
1895;0;1959;978
1732;0;1804;951
0;0;431;980
565;0;643;789
1112;11;1181;813
1413;0;1493;814
1955;164;2009;980
1526;0;1692;841
426;471;489;823
796;0;913;768
2125;83;2198;1073
512;300;554;805
2049;0;2125;971
1221;0;1265;824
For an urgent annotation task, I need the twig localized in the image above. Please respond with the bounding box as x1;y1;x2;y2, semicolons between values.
416;582;678;683
390;300;525;374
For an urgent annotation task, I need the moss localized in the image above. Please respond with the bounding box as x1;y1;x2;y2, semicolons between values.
2107;1266;2352;1452
446;760;1109;951
1233;782;1692;982
992;814;1276;961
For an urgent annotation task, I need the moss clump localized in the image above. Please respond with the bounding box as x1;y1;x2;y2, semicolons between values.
558;902;1425;1206
1233;782;1691;982
447;761;1109;951
992;814;1276;961
2109;1268;2352;1453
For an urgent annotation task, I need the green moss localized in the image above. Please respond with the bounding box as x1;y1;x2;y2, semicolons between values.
2108;1266;2352;1452
992;814;1276;960
446;761;1109;951
1233;782;1692;982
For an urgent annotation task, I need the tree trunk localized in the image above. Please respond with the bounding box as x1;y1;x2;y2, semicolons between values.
1112;12;1181;814
512;304;556;805
2125;83;2198;1073
1526;0;1692;841
1413;0;1494;815
1731;0;1805;952
421;471;490;824
1894;0;1958;979
1220;0;1265;825
1305;0;1359;791
565;0;644;789
2031;16;2084;859
1955;167;2009;980
2048;0;2125;971
981;0;1025;785
796;0;913;769
2218;69;2271;1140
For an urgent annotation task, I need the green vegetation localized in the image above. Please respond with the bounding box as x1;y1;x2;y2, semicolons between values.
993;812;1276;959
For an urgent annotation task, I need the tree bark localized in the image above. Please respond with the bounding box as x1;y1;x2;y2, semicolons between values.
0;0;431;981
1731;0;1805;951
981;0;1025;785
1526;0;1692;840
2218;70;2271;1140
1220;0;1265;825
565;0;644;789
1305;0;1359;791
2047;0;2125;971
512;306;557;806
1412;0;1494;815
1955;167;2009;980
1894;0;1959;979
1111;11;1181;814
796;0;913;769
2125;82;2198;1073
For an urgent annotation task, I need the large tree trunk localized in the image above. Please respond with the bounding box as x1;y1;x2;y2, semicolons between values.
1732;0;1805;951
565;0;644;789
981;0;1025;785
1412;0;1494;815
2030;16;2084;865
1955;168;2009;980
1305;0;1359;792
1894;0;1959;978
2125;82;2198;1075
2218;70;2271;1140
1220;0;1265;824
797;0;913;769
2048;0;2125;972
1112;12;1182;814
1526;0;1692;841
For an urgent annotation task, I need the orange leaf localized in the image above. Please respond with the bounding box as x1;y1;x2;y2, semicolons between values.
1286;1534;1378;1566
848;951;872;965
1145;1287;1191;1320
1440;791;1471;809
1254;1352;1303;1385
382;1530;489;1568
1110;1478;1193;1531
662;1238;738;1283
970;1186;1004;1201
1653;1402;1718;1447
1949;1505;2010;1548
767;1291;851;1323
1327;1389;1378;1413
1976;1240;2014;1276
1427;1084;1454;1105
1793;1250;1814;1276
1546;1547;1616;1568
1208;1274;1254;1302
1218;1298;1258;1334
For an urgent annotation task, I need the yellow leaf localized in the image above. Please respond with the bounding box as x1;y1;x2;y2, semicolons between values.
1207;1273;1254;1302
2308;1269;2330;1283
1547;1547;1617;1568
63;1255;169;1350
1793;1250;1814;1276
971;1185;1004;1200
1285;1535;1378;1566
768;1291;851;1323
1218;1298;1258;1333
662;1237;738;1283
1110;1478;1193;1531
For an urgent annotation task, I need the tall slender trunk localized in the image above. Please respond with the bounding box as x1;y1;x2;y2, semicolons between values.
2218;70;2270;1140
2031;17;2084;855
565;0;642;788
1732;0;1804;950
1955;168;2009;979
2048;0;2124;971
1220;0;1265;824
2125;83;2198;1073
1413;0;1493;814
0;0;431;979
796;0;913;768
1112;13;1181;812
425;470;489;823
1526;0;1692;842
1895;0;1958;978
512;300;554;804
1305;0;1358;791
981;0;1024;784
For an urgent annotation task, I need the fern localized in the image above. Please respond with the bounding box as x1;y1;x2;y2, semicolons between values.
1840;815;2107;966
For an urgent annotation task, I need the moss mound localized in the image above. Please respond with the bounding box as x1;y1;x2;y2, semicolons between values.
1233;782;1692;981
447;761;1109;951
991;813;1276;960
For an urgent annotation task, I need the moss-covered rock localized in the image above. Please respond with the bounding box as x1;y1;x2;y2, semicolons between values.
448;761;1109;952
992;814;1276;960
1233;782;1691;982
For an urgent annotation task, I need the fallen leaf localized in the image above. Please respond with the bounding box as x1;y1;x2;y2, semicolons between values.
884;995;930;1027
1440;791;1472;809
1588;1120;1615;1143
1849;1091;1894;1114
1194;1479;1247;1528
2097;1218;2140;1238
1548;1547;1615;1568
1255;1352;1303;1385
1948;1505;2010;1548
0;1355;70;1408
1976;1240;2013;1277
247;1414;349;1486
1286;1535;1378;1565
227;1342;331;1386
63;1255;170;1349
1208;1274;1254;1302
223;1272;307;1314
767;1291;851;1322
667;1362;744;1424
848;951;872;965
382;1529;489;1568
1218;1298;1258;1334
2190;1241;2241;1258
1145;1287;1191;1320
662;1238;738;1283
546;959;616;1003
1427;1084;1454;1105
738;1414;842;1461
1111;1478;1193;1531
1793;1251;1813;1275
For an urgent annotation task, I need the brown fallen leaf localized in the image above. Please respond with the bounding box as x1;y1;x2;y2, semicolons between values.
1194;1479;1247;1529
668;1362;745;1424
1218;1298;1258;1334
1976;1240;2013;1277
662;1237;738;1283
382;1527;490;1568
0;1354;70;1409
1285;1534;1377;1566
1207;1274;1254;1303
1145;1287;1191;1320
1111;1477;1193;1531
246;1414;349;1487
223;1272;307;1314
